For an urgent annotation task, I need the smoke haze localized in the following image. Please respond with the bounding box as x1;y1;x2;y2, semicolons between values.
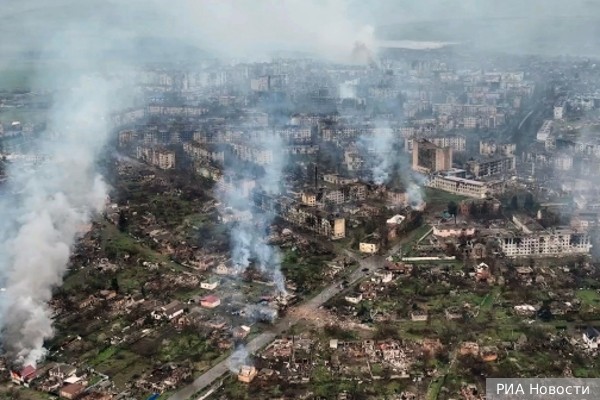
2;0;599;368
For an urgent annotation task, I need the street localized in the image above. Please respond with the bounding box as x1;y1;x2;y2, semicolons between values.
169;252;383;400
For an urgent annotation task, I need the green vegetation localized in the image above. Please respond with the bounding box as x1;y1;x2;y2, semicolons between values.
102;222;163;262
424;188;467;207
92;346;119;365
427;375;446;400
576;289;600;306
281;249;333;294
158;333;212;363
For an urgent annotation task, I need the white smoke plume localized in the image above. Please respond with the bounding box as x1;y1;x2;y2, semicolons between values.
227;344;250;373
358;121;426;209
0;0;377;367
218;132;288;294
0;76;119;366
359;123;396;185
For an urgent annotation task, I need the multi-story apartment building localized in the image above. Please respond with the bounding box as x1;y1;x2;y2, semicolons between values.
412;139;453;173
254;191;345;240
136;146;176;170
231;143;275;166
275;126;312;143
536;120;553;142
500;230;591;257
426;174;504;199
183;141;226;164
322;174;358;185
405;135;466;153
479;141;516;156
467;155;516;178
344;148;364;171
146;105;208;117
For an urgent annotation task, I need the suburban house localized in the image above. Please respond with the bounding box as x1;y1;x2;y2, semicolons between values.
344;293;363;304
201;295;221;308
359;241;380;254
10;365;37;386
200;279;220;290
373;269;393;283
411;309;428;322
59;383;86;399
583;327;600;349
214;263;235;275
232;325;251;339
49;363;77;380
238;365;258;383
161;300;185;320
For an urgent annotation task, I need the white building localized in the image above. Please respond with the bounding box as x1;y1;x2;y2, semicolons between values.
433;225;476;238
553;154;573;171
583;327;600;350
359;242;380;254
345;293;363;304
536;120;553;142
136;146;175;170
500;229;592;258
554;103;565;120
201;279;220;290
426;174;504;199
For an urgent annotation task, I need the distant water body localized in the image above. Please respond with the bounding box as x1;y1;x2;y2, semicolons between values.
376;40;458;50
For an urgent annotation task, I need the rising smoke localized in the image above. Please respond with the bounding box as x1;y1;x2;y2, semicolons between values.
359;122;425;209
228;345;250;374
0;76;123;366
0;0;390;367
218;132;288;294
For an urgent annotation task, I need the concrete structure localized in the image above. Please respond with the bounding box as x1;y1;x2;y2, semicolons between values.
433;225;476;238
183;141;225;164
359;242;380;254
536;120;553;142
59;383;86;399
426;174;504;199
386;215;406;225
201;279;220;290
554;102;565;120
412;139;452;173
583;327;600;350
467;155;515;178
405;135;466;153
161;301;185;320
301;191;318;206
231;143;274;166
254;191;346;240
500;229;592;257
136;146;176;169
554;154;573;171
237;366;258;383
480;141;516;156
345;293;363;304
322;174;357;185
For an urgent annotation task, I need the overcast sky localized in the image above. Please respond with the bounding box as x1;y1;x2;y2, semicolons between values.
1;0;599;60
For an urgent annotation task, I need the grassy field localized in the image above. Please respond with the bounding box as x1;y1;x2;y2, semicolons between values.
576;289;600;306
424;188;468;208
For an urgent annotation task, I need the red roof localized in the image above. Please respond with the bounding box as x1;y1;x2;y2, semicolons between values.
201;295;220;303
60;383;85;396
20;365;36;379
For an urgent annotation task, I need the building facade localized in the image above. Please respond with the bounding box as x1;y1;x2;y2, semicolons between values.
412;139;453;173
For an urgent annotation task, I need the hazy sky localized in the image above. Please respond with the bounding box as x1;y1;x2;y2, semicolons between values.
1;1;600;61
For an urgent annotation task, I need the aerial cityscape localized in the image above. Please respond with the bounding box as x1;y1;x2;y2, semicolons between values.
2;1;600;399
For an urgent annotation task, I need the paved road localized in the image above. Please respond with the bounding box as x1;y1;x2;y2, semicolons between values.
169;252;382;400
